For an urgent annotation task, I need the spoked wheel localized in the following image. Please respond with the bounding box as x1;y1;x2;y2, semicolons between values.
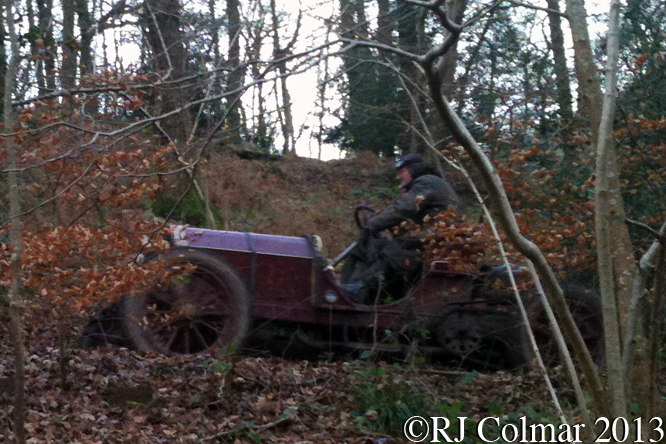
435;308;533;370
123;248;251;355
437;311;483;357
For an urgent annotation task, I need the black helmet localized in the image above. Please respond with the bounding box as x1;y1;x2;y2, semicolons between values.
396;153;425;170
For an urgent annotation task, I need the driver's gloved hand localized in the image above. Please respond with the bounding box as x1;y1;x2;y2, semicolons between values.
358;227;373;246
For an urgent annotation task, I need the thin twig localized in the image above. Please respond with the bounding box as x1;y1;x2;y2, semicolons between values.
505;0;568;17
625;218;666;243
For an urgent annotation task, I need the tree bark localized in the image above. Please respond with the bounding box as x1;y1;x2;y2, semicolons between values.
594;0;628;420
3;0;27;441
396;2;422;152
36;0;57;92
0;8;5;123
564;0;602;143
75;0;96;116
141;0;192;143
225;0;244;143
375;0;393;46
61;0;77;93
270;0;297;155
567;0;637;350
431;0;467;153
545;0;573;121
437;0;467;99
247;12;268;147
75;0;93;75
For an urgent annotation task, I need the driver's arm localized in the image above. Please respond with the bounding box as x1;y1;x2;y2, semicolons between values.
365;189;422;234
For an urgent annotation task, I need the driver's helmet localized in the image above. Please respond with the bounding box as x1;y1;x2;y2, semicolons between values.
396;153;425;170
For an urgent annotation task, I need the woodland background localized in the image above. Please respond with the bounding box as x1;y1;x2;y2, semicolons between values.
1;0;665;442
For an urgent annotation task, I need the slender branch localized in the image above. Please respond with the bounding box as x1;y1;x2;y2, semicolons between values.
3;52;335;172
425;0;501;65
626;218;666;242
12;39;341;107
147;5;174;82
338;39;421;62
505;0;568;17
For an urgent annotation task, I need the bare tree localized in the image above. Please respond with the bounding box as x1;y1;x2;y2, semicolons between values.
247;4;270;147
0;10;5;122
270;0;301;155
36;0;57;92
61;0;77;93
141;0;192;143
226;0;245;143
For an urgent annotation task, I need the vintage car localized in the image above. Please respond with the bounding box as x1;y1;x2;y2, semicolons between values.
84;222;604;370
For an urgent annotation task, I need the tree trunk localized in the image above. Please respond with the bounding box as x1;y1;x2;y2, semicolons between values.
431;0;467;152
270;0;296;155
25;0;42;98
36;0;57;92
75;0;93;76
545;0;573;121
564;0;602;143
208;0;221;64
316;14;334;160
75;0;96;116
645;238;665;421
247;13;268;147
567;0;637;347
226;0;244;143
0;7;5;123
375;0;393;46
396;2;422;152
141;0;192;143
3;0;27;442
594;0;627;420
437;0;467;99
278;74;295;155
61;0;77;93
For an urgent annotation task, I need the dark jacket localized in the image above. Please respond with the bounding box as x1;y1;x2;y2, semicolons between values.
365;174;460;234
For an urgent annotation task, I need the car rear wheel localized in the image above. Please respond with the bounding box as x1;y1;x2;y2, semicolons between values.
435;308;533;370
123;248;251;355
528;283;605;366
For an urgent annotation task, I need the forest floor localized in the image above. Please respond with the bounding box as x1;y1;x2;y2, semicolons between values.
1;152;664;443
1;311;579;444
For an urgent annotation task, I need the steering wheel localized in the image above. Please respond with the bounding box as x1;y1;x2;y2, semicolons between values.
354;204;380;229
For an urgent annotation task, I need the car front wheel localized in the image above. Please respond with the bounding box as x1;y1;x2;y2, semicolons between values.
123;248;251;355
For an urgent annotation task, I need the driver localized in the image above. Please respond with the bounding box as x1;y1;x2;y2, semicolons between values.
341;153;461;303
